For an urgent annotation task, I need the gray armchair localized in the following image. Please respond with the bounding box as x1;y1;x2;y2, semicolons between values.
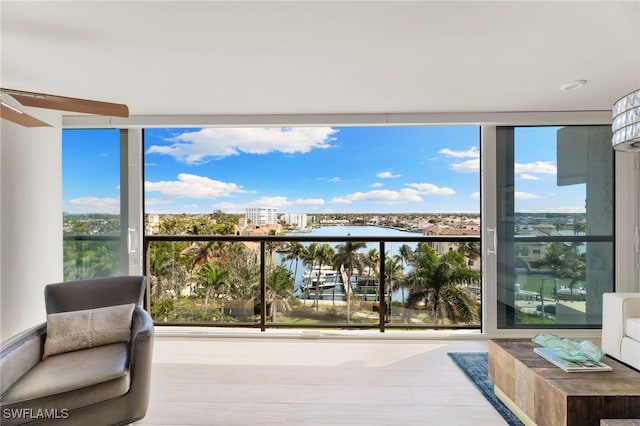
0;276;154;425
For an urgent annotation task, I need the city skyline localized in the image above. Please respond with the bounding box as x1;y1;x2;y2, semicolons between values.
63;126;585;215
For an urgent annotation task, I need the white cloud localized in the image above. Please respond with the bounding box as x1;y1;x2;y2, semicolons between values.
439;146;480;158
145;198;174;206
470;192;480;199
248;196;291;207
451;159;480;173
211;202;244;214
405;182;455;195
331;189;422;205
328;177;342;183
520;173;540;180
294;198;325;205
214;197;325;212
145;173;248;199
146;127;337;164
377;171;401;179
371;182;383;188
515;192;539;200
515;161;556;174
246;197;328;209
66;197;119;214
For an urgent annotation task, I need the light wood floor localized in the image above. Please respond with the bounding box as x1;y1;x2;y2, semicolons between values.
136;331;507;426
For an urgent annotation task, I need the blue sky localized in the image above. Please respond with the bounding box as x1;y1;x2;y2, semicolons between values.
62;126;586;215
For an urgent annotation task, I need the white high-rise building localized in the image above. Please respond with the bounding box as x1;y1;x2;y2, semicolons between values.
283;213;308;229
245;207;278;225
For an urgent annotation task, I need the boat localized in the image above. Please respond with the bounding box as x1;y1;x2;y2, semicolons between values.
302;266;340;291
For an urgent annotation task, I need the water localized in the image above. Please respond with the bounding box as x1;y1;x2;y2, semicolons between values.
276;226;420;301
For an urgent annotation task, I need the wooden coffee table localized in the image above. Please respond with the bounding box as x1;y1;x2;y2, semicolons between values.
488;339;640;426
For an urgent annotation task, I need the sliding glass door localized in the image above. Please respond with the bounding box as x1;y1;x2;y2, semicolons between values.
495;125;614;328
62;129;143;280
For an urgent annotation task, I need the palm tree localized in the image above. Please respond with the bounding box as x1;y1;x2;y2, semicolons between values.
539;242;586;298
311;243;335;310
264;237;282;273
197;263;230;307
332;241;366;322
185;240;226;269
403;243;479;324
457;241;481;268
384;256;403;322
361;248;380;301
301;242;320;305
222;242;260;302
538;242;567;272
395;244;413;305
283;241;305;287
149;242;188;307
266;265;295;321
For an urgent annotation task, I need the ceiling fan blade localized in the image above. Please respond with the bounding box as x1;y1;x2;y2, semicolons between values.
1;88;129;117
1;103;52;127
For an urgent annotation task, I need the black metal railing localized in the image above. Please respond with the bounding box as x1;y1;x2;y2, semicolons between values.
144;234;482;332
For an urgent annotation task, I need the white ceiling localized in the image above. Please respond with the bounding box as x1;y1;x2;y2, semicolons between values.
1;1;639;118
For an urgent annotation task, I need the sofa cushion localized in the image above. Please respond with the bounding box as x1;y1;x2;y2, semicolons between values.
627;317;640;341
43;303;134;358
621;336;640;371
1;343;130;411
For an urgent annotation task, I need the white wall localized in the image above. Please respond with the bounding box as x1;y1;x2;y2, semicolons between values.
1;110;63;341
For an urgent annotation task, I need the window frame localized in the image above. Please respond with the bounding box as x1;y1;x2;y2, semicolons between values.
65;110;634;337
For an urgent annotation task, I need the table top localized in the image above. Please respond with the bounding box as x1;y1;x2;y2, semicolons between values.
489;338;640;396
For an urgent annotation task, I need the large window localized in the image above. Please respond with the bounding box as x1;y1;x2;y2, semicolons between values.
62;129;122;279
62;121;619;332
143;126;482;328
62;129;143;280
495;126;614;328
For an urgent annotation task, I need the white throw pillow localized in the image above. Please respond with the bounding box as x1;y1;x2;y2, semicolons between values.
43;303;135;359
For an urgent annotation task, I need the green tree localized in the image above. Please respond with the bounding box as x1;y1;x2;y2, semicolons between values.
266;265;295;321
310;243;335;311
384;256;403;322
403;243;479;324
197;263;230;307
222;242;260;301
539;242;586;298
572;221;586;236
283;241;305;285
538;242;567;272
332;241;366;322
185;240;226;269
457;241;481;267
361;248;380;301
264;234;283;273
301;243;320;304
395;243;413;305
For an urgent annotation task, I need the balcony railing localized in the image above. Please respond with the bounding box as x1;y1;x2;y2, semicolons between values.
64;231;611;331
144;234;482;332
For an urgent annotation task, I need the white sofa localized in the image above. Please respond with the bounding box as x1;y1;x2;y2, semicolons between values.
601;292;640;370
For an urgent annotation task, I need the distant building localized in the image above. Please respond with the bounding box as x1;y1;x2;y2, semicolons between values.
282;213;308;229
245;207;278;225
145;213;160;235
422;219;481;270
517;223;564;263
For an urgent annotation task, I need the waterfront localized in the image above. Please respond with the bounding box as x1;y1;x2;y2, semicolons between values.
280;225;420;302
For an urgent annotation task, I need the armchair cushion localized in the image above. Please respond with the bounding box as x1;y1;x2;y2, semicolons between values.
43;303;134;359
1;343;130;411
627;317;640;341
